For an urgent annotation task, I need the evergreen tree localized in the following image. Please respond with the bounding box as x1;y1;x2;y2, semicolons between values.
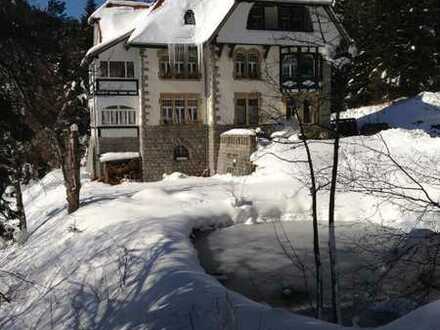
81;0;97;25
336;0;440;106
47;0;66;18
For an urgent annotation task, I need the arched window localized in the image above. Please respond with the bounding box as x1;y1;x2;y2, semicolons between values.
234;52;246;79
174;145;189;161
101;105;136;126
184;10;196;25
234;50;261;79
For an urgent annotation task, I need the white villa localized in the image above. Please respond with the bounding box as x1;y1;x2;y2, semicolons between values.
84;0;349;182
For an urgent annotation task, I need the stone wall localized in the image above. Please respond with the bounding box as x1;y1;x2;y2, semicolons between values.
97;137;140;155
142;126;209;181
217;133;257;176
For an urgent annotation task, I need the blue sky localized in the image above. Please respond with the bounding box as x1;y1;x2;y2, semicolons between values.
30;0;105;18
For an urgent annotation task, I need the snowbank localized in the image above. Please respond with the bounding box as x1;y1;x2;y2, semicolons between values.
100;152;140;163
222;128;256;136
340;92;440;133
1;128;440;329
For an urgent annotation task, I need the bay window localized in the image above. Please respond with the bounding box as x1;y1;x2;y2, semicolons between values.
101;105;137;126
100;61;135;78
280;52;318;89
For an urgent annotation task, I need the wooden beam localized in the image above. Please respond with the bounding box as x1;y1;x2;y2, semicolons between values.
228;44;236;58
263;45;271;59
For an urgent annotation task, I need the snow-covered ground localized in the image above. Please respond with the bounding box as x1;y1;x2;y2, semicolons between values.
1;126;440;328
340;92;440;134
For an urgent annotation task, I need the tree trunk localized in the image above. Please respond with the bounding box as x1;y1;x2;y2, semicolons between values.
328;108;342;324
13;173;27;234
65;124;81;214
295;107;324;319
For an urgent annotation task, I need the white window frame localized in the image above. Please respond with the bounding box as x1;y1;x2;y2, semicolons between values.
101;105;137;126
99;61;135;79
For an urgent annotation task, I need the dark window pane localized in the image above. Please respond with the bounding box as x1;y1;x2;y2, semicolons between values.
235;53;246;78
300;54;315;80
100;62;108;77
279;6;291;30
109;61;125;78
175;145;189;160
236;99;247;125
281;54;298;79
248;98;259;125
247;4;264;29
184;10;196;25
248;53;259;78
286;99;297;120
303;100;312;124
126;62;134;78
264;5;278;30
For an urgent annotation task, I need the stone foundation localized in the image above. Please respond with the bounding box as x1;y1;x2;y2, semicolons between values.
97;137;140;154
142;126;209;181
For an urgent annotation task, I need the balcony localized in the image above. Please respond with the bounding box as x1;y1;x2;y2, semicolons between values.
94;79;139;96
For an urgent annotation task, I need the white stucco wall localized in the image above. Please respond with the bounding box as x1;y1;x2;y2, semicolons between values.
215;45;284;125
143;48;206;126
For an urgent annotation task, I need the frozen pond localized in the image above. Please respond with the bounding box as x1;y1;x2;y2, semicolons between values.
194;221;438;327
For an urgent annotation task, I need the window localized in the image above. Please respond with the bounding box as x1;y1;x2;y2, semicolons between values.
247;53;259;78
175;97;186;124
99;61;135;78
234;52;246;79
160;95;200;125
280;53;318;89
299;54;315;81
286;98;296;120
158;46;200;79
187;98;198;121
234;50;260;79
285;98;316;124
184;10;196;25
247;4;264;30
235;94;259;126
161;98;174;125
282;55;298;80
101;105;136;126
100;61;108;77
187;47;199;77
174;45;185;77
159;54;172;78
303;100;312;124
247;3;313;32
174;145;190;161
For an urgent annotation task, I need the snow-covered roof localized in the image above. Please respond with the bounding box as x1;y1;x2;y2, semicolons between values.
86;1;151;58
86;0;338;59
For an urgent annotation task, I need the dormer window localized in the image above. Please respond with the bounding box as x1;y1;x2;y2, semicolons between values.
184;10;195;25
247;3;313;32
